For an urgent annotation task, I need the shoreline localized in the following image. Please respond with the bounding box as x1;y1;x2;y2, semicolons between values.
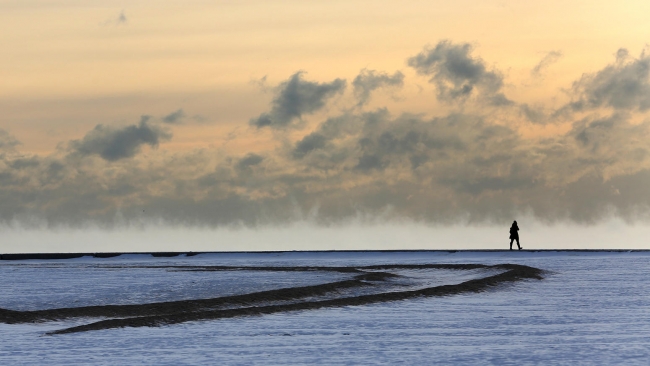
1;249;649;260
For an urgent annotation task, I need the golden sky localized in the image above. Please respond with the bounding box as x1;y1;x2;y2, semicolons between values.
3;0;650;152
1;0;650;228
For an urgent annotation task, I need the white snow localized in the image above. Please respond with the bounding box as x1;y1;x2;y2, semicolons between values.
1;251;650;365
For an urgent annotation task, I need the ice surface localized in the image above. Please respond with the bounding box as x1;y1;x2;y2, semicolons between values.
1;251;650;365
0;262;354;311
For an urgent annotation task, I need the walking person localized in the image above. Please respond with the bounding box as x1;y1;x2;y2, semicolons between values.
509;221;522;250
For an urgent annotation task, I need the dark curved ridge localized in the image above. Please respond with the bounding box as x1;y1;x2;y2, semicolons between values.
44;263;542;335
125;264;486;272
0;264;490;324
0;272;393;324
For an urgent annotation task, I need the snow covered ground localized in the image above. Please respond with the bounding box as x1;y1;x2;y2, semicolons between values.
1;251;649;365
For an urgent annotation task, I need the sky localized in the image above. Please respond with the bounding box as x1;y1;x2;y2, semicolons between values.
2;1;650;251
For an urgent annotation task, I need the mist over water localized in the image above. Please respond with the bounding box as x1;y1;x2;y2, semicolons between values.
2;218;648;253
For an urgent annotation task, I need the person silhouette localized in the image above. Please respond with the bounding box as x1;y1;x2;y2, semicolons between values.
509;221;522;250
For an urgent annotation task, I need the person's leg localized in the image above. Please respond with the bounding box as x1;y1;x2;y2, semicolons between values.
516;237;521;250
509;238;514;250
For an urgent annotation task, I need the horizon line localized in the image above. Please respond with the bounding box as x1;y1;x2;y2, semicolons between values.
2;249;648;260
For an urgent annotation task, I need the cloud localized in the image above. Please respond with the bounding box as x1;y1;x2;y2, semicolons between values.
407;40;511;105
278;110;649;224
162;109;186;124
0;129;21;152
568;48;650;111
69;117;171;161
2;43;650;228
292;133;328;159
9;157;40;170
568;113;650;175
103;10;127;26
117;10;127;24
250;72;346;129
519;104;549;124
2;107;650;227
531;51;562;77
353;69;404;106
237;153;264;170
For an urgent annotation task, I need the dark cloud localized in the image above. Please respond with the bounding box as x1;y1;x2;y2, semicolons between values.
237;153;264;170
353;69;404;106
9;157;40;170
250;72;346;129
569;114;650;170
162;109;186;124
531;51;562;77
118;10;127;24
443;176;539;195
1;107;649;226
568;48;650;111
407;41;511;105
519;104;548;124
2;43;650;228
292;133;327;159
103;10;127;26
0;129;21;152
69;117;171;161
355;154;385;171
316;113;365;139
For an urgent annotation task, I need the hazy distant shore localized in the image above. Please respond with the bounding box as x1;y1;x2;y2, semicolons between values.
2;249;649;260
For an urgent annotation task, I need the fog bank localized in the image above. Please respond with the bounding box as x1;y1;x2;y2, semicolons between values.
2;218;648;253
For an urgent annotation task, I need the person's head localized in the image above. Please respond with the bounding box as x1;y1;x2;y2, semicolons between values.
513;220;517;225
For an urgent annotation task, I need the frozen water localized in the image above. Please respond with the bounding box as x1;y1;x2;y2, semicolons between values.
1;251;650;365
0;262;354;311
